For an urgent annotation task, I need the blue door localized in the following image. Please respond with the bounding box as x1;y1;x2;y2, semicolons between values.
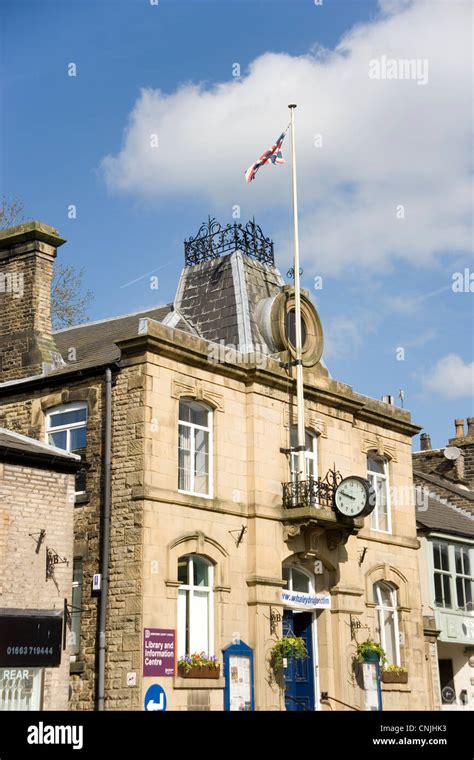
283;610;315;711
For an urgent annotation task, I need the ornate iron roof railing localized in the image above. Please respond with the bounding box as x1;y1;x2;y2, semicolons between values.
282;468;343;510
184;216;275;267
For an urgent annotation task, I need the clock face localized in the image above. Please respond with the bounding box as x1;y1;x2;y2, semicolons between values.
334;477;374;518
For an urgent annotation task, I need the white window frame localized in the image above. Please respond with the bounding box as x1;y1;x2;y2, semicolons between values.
290;428;318;483
177;555;214;657
432;541;474;612
368;453;392;534
374;581;401;667
454;544;474;611
283;565;314;595
45;402;88;453
178;400;213;498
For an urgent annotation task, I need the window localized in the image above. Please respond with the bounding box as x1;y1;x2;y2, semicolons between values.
290;427;318;482
374;581;401;666
286;309;308;349
177;555;213;656
455;545;473;611
178;400;212;497
433;542;452;609
70;559;83;658
46;404;87;452
433;541;473;611
283;565;313;594
367;453;391;533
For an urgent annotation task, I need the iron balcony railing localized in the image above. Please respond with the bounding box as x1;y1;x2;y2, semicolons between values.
282;468;343;510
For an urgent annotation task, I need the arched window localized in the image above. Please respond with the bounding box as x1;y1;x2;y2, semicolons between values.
374;581;401;666
177;555;213;656
45;403;87;452
283;565;314;594
178;399;212;497
367;452;391;533
290;427;318;482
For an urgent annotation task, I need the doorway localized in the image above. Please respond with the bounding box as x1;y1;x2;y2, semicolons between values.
283;610;317;711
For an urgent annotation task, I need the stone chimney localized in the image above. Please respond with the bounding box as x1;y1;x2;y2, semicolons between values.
420;433;432;451
449;416;474;491
0;221;65;382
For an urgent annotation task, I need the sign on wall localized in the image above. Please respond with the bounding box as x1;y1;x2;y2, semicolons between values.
0;611;63;668
281;590;331;610
0;668;43;711
223;640;255;712
143;628;175;677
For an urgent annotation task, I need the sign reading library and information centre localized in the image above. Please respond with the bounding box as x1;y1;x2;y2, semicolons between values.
281;590;331;610
143;628;175;677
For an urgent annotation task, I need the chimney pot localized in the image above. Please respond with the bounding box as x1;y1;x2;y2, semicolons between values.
467;417;474;437
455;419;465;438
420;433;432;451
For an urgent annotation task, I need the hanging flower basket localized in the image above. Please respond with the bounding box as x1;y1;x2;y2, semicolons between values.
270;636;308;673
381;668;408;684
177;653;220;679
356;639;386;664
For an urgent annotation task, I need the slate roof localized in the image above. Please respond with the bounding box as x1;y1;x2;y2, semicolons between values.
176;250;284;351
0;427;81;470
51;305;174;375
414;469;474;516
416;490;474;538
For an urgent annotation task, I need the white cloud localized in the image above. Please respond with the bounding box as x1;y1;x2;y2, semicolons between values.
423;354;474;399
101;0;472;276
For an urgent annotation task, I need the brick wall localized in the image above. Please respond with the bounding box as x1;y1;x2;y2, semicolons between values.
0;461;75;710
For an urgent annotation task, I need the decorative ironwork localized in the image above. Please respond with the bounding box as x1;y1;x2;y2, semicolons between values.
282;467;343;510
184;216;274;266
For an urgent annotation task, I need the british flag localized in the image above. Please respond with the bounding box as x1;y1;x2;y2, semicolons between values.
245;131;286;183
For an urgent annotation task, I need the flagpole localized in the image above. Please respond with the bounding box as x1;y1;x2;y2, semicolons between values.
288;104;306;486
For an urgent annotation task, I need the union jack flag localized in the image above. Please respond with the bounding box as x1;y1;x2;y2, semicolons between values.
245;131;286;183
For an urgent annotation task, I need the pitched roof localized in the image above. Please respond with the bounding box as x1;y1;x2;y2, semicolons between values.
0;427;81;471
51;305;174;375
414;469;474;516
416;489;474;537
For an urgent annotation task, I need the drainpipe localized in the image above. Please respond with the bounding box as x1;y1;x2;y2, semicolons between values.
98;367;112;710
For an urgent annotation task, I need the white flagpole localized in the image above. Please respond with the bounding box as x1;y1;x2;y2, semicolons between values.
288;104;306;485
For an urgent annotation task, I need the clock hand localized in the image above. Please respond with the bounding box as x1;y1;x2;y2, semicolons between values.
340;491;355;500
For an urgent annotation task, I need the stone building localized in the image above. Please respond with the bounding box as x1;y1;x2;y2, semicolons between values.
414;423;474;711
0;428;79;710
0;219;433;711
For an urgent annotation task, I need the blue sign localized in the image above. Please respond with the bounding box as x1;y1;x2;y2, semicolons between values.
144;684;167;712
222;640;255;711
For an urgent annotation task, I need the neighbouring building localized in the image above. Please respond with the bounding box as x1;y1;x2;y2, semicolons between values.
0;218;433;711
0;428;80;710
414;422;474;711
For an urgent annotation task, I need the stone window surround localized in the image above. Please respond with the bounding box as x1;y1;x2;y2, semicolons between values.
165;532;230;668
31;387;98;440
365;564;410;669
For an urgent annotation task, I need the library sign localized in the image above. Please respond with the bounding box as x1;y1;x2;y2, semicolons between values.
281;590;331;610
143;628;176;677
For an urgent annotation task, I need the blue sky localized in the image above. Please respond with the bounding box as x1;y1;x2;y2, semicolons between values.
1;0;473;448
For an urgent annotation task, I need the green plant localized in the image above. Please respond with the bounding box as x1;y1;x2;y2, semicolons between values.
270;636;308;673
382;664;407;673
177;652;220;673
356;639;386;664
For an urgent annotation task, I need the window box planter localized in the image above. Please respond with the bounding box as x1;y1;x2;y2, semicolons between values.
177;665;220;679
381;670;408;684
